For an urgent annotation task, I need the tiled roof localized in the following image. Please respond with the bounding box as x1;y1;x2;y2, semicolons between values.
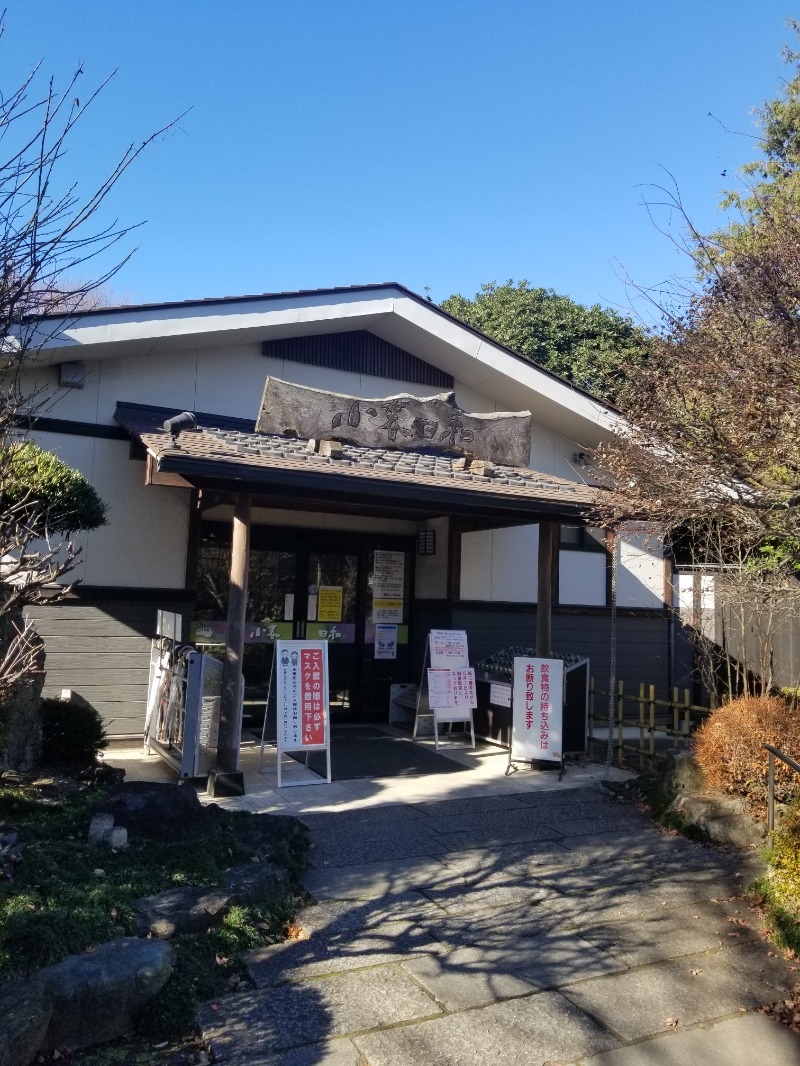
115;403;598;516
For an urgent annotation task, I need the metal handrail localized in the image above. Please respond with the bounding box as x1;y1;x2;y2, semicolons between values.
765;743;800;832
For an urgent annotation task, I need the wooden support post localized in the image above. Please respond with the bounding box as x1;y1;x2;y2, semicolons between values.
210;492;251;796
536;520;557;657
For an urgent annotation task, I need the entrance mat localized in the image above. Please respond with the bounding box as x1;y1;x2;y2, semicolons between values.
290;726;470;780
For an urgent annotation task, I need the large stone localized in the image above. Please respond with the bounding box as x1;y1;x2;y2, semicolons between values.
562;948;794;1042
671;792;766;846
657;751;707;797
224;860;291;905
583;1012;800;1065
87;812;115;844
135;861;293;939
198;967;442;1063
401;931;626;1011
97;781;207;841
300;856;457;900
36;937;175;1051
353;990;618;1066
0;938;174;1060
136;886;233;938
0;980;52;1066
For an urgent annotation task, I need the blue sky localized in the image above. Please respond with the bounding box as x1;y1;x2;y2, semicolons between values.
4;1;795;320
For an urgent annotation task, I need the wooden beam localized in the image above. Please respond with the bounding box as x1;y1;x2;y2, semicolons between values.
145;453;192;487
216;492;252;781
536;521;558;656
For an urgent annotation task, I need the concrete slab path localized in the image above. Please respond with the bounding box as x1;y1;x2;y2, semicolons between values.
197;784;800;1065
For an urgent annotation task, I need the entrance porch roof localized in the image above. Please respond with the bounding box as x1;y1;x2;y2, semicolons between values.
115;402;600;529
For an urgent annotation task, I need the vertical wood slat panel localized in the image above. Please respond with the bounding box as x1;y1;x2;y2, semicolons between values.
262;331;454;389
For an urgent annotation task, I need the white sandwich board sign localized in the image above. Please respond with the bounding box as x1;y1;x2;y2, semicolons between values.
413;629;476;749
275;639;331;786
511;656;563;765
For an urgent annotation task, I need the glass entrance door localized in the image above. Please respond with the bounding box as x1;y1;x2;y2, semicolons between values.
192;525;414;732
304;551;359;717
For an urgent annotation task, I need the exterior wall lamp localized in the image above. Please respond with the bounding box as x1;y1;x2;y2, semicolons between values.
417;530;436;556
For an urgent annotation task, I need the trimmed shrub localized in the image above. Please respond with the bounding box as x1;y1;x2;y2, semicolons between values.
3;441;107;533
40;698;107;768
693;695;800;808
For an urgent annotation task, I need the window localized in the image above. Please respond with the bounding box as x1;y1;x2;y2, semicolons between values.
559;525;607;553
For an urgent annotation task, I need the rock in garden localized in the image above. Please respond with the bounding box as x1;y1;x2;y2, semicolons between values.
658;751;707;797
97;781;208;841
108;826;128;850
80;762;125;788
671;792;766;847
87;813;114;844
224;861;291;906
136;886;233;938
0;979;52;1066
0;769;31;787
37;937;174;1052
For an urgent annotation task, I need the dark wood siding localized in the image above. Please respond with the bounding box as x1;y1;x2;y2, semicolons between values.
262;331;454;389
452;605;672;698
26;598;190;737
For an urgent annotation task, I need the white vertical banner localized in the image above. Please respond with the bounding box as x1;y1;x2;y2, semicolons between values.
511;657;563;763
275;640;331;785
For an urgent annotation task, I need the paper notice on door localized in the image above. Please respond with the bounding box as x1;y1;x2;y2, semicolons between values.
429;630;470;669
318;586;343;622
307;595;318;621
373;598;403;623
284;593;294;621
374;624;397;660
373;550;405;598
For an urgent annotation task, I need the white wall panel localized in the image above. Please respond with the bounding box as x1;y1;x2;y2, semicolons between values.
414;517;449;599
491;525;538;602
84;441;189;587
460;530;493;600
617;533;666;608
460;526;539;603
31;432;188;588
530;425;557;473
527;426;590;481
97;348;199;418
675;572;715;612
559;551;607;606
450;381;498;413
20;365;102;423
194;345;278;418
30;430;100;584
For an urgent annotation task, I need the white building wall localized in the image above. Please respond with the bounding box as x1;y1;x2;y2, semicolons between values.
31;431;189;589
559;552;607;606
24;339;665;601
460;530;494;600
414;517;450;600
21;345;501;429
460;526;540;603
616;532;666;608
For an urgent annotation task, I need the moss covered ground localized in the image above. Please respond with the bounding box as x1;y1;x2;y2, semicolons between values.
0;782;309;1061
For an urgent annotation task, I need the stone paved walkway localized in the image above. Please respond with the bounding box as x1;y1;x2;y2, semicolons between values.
197;785;800;1065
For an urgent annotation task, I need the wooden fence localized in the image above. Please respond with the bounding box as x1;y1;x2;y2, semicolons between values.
588;679;712;765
